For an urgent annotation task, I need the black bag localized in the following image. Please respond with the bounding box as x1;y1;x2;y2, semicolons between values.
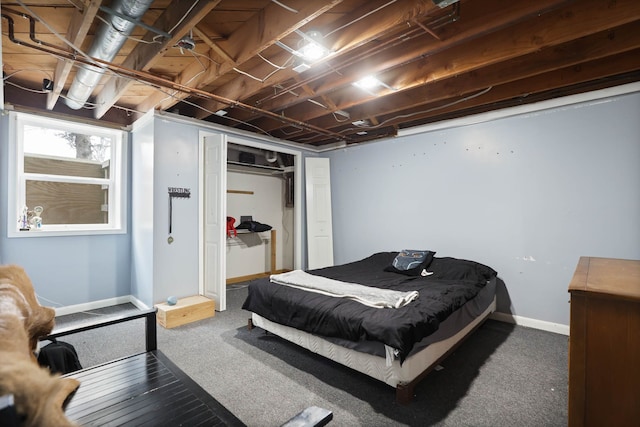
236;220;272;232
37;339;82;374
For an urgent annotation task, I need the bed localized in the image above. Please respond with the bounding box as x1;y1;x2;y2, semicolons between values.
242;251;498;403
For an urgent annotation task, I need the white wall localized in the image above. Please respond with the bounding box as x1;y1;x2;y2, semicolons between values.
226;171;294;278
130;113;154;305
327;88;640;327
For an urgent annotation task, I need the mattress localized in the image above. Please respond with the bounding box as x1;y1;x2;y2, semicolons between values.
243;252;498;361
320;276;497;358
251;293;496;388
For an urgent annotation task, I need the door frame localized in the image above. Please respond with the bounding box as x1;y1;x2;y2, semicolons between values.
198;132;303;310
199;131;227;310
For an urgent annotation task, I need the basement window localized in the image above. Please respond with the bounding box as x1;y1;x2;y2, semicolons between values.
8;112;127;237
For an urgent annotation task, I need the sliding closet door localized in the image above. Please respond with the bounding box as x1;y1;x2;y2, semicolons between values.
202;134;227;311
305;157;334;269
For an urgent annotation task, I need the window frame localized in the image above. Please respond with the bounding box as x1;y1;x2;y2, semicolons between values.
8;112;128;237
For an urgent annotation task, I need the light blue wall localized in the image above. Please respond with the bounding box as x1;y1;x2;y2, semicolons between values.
131;114;313;306
5;88;636;324
150;118;202;304
327;90;640;326
0;113;132;308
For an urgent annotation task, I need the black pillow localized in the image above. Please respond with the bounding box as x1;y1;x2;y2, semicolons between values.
384;250;435;276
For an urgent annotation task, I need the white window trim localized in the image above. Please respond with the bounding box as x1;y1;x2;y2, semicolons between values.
7;112;128;238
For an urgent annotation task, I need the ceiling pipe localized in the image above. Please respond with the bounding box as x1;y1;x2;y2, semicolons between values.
64;0;154;110
1;12;347;142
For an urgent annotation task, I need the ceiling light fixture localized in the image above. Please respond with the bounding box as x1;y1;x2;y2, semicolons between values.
296;30;328;61
214;109;228;116
176;36;195;51
353;75;396;95
353;75;383;90
283;30;330;73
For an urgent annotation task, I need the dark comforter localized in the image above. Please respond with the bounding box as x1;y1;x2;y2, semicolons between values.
242;252;497;361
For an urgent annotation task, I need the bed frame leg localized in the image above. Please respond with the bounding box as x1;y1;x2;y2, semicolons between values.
247;318;254;330
396;383;414;405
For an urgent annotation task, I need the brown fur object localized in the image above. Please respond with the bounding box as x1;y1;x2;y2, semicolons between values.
0;264;79;426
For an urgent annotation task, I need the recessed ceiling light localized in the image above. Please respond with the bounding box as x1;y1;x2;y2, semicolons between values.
296;30;328;61
300;41;325;61
214;109;228;116
353;75;382;90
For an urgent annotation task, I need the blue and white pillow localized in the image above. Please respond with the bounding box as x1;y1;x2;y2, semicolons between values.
385;250;435;276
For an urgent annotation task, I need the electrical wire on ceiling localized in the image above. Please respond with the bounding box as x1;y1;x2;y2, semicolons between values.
5;1;124;104
2;68;53;81
12;0;112;77
177;47;222;68
233;54;295;83
332;111;351;123
271;0;299;14
1;61;270;135
324;0;398;38
4;80;49;94
176;96;273;137
0;17;238;131
2;2;348;143
337;86;494;135
258;53;292;70
153;49;210;108
254;3;456;107
166;0;202;35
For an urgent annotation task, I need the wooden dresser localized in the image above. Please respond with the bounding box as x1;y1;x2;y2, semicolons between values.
568;257;640;427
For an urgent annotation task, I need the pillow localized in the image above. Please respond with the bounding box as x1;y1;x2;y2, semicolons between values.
384;250;435;276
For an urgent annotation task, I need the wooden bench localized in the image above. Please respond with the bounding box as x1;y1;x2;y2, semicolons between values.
41;308;245;426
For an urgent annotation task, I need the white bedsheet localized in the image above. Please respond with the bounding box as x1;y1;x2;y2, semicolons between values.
270;270;418;309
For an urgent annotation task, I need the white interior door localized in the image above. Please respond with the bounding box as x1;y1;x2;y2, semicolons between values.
202;134;227;310
305;157;334;269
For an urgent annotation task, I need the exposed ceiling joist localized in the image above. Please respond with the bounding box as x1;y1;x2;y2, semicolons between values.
1;0;638;148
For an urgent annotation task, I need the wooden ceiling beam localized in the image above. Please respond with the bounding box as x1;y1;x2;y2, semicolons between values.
262;0;570;112
296;24;640;139
188;0;442;120
299;20;640;133
221;0;571;126
192;26;233;65
138;0;344;117
250;0;640;132
46;0;102;110
93;0;221;118
382;53;640;131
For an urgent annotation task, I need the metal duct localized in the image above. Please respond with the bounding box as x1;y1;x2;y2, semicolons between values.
64;0;154;110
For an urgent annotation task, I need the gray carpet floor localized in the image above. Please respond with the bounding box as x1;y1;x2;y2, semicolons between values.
52;284;568;426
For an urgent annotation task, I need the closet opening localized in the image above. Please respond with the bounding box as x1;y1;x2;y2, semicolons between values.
225;142;298;285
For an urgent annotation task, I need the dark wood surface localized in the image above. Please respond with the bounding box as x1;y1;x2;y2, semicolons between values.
64;350;245;427
44;309;244;426
568;257;640;427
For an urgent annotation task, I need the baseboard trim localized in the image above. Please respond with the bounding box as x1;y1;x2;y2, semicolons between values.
54;295;150;316
226;269;289;285
490;312;569;336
